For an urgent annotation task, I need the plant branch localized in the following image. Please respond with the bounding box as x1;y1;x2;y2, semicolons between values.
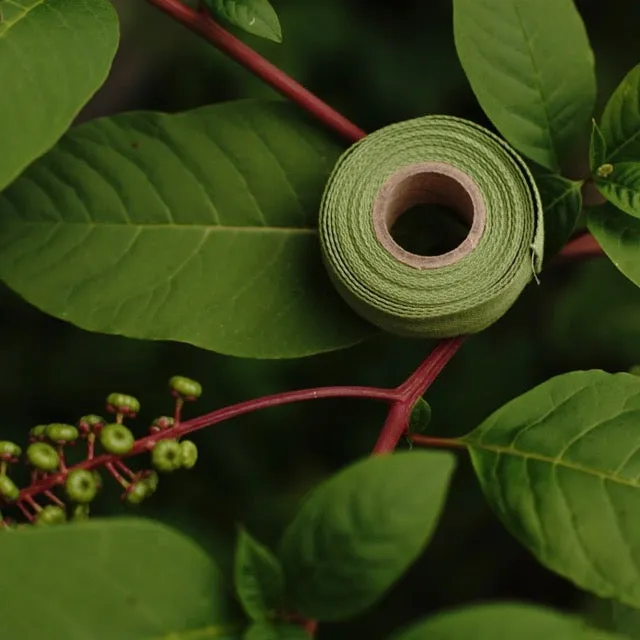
145;0;366;143
555;232;604;263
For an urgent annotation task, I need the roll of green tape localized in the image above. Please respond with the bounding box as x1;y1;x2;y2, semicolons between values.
319;115;544;338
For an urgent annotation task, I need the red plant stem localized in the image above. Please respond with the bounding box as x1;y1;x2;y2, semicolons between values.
44;490;65;507
87;434;95;460
16;502;33;522
409;434;467;450
114;459;136;480
555;232;604;263
145;0;366;144
105;462;129;489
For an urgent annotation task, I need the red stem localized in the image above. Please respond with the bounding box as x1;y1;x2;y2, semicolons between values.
145;0;366;143
555;232;603;263
409;434;467;450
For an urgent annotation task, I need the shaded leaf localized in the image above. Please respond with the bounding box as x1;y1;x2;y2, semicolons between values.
535;174;583;260
601;63;640;163
389;602;622;640
408;397;432;435
204;0;282;42
244;622;309;640
279;451;456;621
0;100;373;359
453;0;596;171
0;518;241;638
0;0;119;193
235;528;285;621
597;162;640;218
590;120;607;171
588;204;640;287
462;370;640;607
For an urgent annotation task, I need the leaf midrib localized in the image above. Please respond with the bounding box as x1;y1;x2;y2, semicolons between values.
0;0;46;39
466;441;640;489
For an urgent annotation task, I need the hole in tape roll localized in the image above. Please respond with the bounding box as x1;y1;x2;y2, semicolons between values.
372;162;486;269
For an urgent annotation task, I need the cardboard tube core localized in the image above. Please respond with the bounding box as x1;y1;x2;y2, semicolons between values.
372;162;486;269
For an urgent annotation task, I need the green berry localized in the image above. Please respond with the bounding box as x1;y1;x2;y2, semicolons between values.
125;481;149;505
29;425;47;442
106;393;140;417
26;442;60;472
149;416;174;433
45;423;79;444
0;441;21;461
141;470;159;496
65;469;98;504
99;424;135;455
151;439;182;472
0;475;19;502
78;414;105;435
35;505;66;526
92;470;103;492
72;504;91;521
180;440;198;469
169;376;202;401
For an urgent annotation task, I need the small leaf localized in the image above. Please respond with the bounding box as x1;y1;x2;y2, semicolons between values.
453;0;596;171
462;370;640;607
408;397;432;435
244;622;309;640
0;0;119;192
0;518;241;637
204;0;282;42
279;451;456;621
389;602;623;640
590;120;607;171
535;174;583;260
0;100;373;359
587;204;640;287
596;162;640;218
235;528;285;621
601;63;640;163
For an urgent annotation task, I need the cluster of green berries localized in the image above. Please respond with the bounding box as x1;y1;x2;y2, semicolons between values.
0;376;202;527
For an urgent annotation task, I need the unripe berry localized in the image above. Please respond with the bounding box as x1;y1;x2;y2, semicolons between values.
106;393;140;417
149;416;174;434
72;504;90;521
29;425;47;442
65;469;98;504
78;414;105;435
141;470;159;494
26;442;60;472
0;441;21;462
124;481;149;505
35;505;66;526
169;376;202;401
0;475;19;502
180;440;198;469
99;424;134;455
45;423;78;444
151;439;182;472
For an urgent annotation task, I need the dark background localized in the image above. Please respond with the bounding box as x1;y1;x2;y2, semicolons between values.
2;0;639;636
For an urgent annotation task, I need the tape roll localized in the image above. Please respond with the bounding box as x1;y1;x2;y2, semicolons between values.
319;115;544;338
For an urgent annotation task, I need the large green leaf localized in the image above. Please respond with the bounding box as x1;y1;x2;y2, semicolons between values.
204;0;282;43
453;0;596;171
278;451;456;621
600;64;640;163
535;174;583;261
596;163;640;218
588;204;640;287
389;602;622;640
462;370;640;607
0;518;242;639
0;100;373;359
0;0;119;193
235;528;285;621
244;622;309;640
590;120;607;171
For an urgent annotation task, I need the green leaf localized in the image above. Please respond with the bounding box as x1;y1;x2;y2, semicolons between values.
596;162;640;218
0;100;373;359
591;120;608;171
235;528;285;621
0;0;119;193
204;0;282;42
453;0;596;171
587;204;640;287
535;174;583;260
408;397;432;435
601;63;640;163
0;518;241;638
278;451;456;621
389;602;622;640
462;369;640;607
244;622;309;640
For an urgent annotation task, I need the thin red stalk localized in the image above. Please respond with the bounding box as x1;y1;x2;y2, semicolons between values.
145;0;366;143
105;462;129;489
409;434;467;450
555;232;603;263
44;490;65;507
16;502;33;522
114;459;136;480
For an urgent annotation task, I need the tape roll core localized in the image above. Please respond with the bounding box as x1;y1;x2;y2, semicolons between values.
372;162;486;269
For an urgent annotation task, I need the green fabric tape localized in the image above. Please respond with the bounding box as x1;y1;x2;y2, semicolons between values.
319;115;544;338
